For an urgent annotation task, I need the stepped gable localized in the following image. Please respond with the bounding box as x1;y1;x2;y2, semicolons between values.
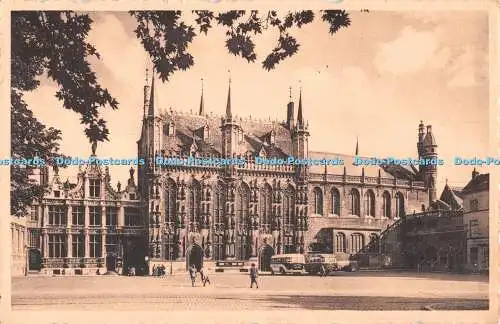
308;151;417;180
162;111;292;157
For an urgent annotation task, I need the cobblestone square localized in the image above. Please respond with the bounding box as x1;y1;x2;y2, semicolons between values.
12;271;489;311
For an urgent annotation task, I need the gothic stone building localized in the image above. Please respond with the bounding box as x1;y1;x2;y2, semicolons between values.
135;77;437;273
27;76;439;275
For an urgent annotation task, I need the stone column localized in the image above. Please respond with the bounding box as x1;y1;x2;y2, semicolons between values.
67;233;73;258
43;205;49;227
102;233;106;259
67;205;72;227
102;206;107;227
84;205;89;227
85;227;90;258
43;230;49;258
118;205;125;227
67;205;72;258
84;175;89;198
101;206;106;261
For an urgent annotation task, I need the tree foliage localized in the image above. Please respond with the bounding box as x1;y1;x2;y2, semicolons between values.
130;10;351;81
11;10;354;215
10;90;68;215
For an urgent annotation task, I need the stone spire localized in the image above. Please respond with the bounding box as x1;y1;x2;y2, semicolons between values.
199;78;205;115
297;86;304;128
226;72;232;120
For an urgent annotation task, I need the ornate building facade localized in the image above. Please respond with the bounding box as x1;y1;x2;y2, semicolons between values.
136;75;436;273
25;74;440;275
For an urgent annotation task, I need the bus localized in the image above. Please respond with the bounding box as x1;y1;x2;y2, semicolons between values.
270;254;306;275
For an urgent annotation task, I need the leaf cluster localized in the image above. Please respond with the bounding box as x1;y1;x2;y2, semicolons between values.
131;10;351;79
12;11;118;143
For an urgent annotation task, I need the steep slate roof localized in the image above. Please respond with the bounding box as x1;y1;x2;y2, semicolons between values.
462;173;489;193
450;186;465;199
162;111;291;158
160;111;420;180
439;184;463;210
308;151;418;180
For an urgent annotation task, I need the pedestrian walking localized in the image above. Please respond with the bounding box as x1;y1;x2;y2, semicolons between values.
320;264;326;277
189;265;197;287
249;263;259;288
200;266;211;286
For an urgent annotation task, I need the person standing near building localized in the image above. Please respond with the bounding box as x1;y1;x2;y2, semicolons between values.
189;265;197;287
249;263;259;288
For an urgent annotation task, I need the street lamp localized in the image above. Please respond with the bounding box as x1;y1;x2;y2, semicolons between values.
144;256;149;276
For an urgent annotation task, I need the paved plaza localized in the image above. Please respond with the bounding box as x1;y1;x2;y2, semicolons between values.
12;271;489;311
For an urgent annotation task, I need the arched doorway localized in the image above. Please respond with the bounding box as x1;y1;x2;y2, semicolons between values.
28;248;42;271
259;245;275;271
186;244;203;271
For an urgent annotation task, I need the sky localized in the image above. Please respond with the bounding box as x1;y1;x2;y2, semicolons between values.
22;10;490;195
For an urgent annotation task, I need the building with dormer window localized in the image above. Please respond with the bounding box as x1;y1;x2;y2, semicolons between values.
24;146;145;275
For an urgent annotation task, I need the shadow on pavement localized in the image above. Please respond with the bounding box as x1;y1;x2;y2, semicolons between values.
217;295;489;311
321;271;490;282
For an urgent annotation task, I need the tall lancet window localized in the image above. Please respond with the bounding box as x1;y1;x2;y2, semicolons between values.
164;178;178;260
395;192;405;218
237;183;250;260
313;187;323;216
165;178;177;224
283;185;295;254
213;182;226;260
382;191;391;218
350;189;361;216
331;188;340;216
189;180;201;226
364;190;375;217
261;183;272;233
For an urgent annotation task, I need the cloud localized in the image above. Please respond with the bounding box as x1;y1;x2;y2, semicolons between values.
374;26;441;75
446;46;482;88
87;13;145;94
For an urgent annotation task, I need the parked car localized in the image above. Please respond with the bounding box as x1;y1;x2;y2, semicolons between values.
304;253;337;275
333;253;359;272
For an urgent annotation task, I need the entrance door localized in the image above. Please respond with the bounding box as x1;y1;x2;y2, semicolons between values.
123;236;148;275
28;249;42;271
106;254;117;272
187;245;203;271
259;245;274;271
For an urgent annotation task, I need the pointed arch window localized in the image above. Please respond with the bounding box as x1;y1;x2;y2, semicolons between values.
261;184;272;232
237;183;250;260
395;192;405;218
283;185;295;254
350;189;360;216
331;188;340;216
382;191;391;218
313;187;323;215
214;183;225;226
189;181;201;225
165;179;177;224
364;190;375;217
